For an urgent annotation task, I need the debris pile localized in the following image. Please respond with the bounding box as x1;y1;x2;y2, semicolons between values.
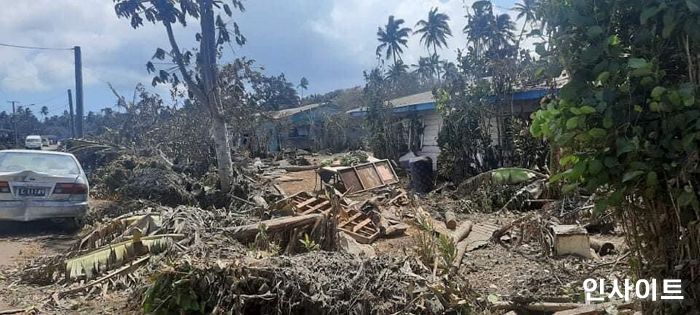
142;252;474;314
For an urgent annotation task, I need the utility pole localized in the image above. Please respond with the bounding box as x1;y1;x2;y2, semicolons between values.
73;46;84;138
67;89;75;138
6;101;18;146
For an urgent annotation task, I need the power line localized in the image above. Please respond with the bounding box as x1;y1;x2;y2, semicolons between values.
0;42;73;51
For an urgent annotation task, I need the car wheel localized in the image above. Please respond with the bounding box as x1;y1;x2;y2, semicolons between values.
68;217;85;231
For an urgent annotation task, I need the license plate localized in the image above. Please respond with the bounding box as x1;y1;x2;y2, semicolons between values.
17;187;46;197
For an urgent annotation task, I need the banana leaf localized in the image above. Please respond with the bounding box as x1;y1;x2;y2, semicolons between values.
66;233;183;281
77;214;162;251
457;168;546;195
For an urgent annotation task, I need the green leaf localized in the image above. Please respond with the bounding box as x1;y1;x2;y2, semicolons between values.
662;11;676;38
678;191;696;207
640;6;660;24
566;117;579;129
683;95;695;106
651;86;666;98
631;68;653;77
603;115;613;128
608;190;624;205
622;170;644;182
589;159;604;174
608;35;620;46
588;128;607;138
580;106;597;114
646;171;658;187
617;139;635;155
629;58;649;69
563;183;579;193
597;71;610;82
650;102;661;112
559;154;579;166
586;26;604;38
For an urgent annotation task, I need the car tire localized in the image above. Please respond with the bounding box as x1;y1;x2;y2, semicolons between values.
63;217;84;232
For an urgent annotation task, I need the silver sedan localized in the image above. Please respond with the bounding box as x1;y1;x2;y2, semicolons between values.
0;150;88;226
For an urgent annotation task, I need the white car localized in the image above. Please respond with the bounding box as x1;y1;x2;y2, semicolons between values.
25;135;42;150
0;150;88;228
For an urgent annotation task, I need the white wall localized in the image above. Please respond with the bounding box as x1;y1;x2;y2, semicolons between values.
418;111;443;171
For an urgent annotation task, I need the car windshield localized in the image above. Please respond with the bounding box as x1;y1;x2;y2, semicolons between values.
0;152;80;175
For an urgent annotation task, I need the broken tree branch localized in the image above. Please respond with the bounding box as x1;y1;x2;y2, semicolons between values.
224;214;323;242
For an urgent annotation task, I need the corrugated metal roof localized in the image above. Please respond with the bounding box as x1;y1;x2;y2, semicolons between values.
270;103;326;120
346;91;435;114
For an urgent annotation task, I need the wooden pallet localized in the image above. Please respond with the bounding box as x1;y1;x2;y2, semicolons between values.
278;192;380;244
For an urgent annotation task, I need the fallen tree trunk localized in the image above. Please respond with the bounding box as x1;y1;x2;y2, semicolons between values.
553;302;636;315
280;165;319;172
444;211;457;229
224;214;323;242
450;222;474;272
452;221;473;243
492;301;588;312
589;238;615;256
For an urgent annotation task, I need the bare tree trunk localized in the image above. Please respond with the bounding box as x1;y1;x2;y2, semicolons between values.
199;0;234;192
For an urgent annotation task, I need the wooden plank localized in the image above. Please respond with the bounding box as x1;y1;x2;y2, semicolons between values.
356;165;382;190
295;197;318;209
352;166;368;190
375;160;398;184
302;200;330;214
339;169;363;193
353;218;372;232
372;163;386;185
338;212;362;228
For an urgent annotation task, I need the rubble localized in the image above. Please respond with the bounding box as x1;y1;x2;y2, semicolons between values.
0;143;635;314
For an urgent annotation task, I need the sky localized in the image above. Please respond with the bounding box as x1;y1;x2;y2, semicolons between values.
0;0;519;116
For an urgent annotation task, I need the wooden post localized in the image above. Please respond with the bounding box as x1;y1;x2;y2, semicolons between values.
73;46;84;138
67;89;75;138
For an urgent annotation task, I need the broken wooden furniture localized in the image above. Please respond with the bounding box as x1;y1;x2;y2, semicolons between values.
276;192;380;244
318;159;399;194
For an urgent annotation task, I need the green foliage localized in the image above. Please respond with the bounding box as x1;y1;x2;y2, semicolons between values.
363;68;408;160
339;150;368;166
299;233;319;252
531;0;700;306
531;0;700;208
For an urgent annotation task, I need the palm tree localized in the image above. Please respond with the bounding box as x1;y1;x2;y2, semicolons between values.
413;56;437;83
376;15;412;67
415;8;452;81
463;1;515;58
513;0;538;44
386;60;409;82
40;106;49;122
491;13;515;51
298;77;309;100
415;8;452;56
463;0;494;59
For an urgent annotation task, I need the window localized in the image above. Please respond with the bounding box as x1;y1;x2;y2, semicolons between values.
0;152;80;175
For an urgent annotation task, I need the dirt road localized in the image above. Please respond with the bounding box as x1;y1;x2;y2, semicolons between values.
0;220;77;310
